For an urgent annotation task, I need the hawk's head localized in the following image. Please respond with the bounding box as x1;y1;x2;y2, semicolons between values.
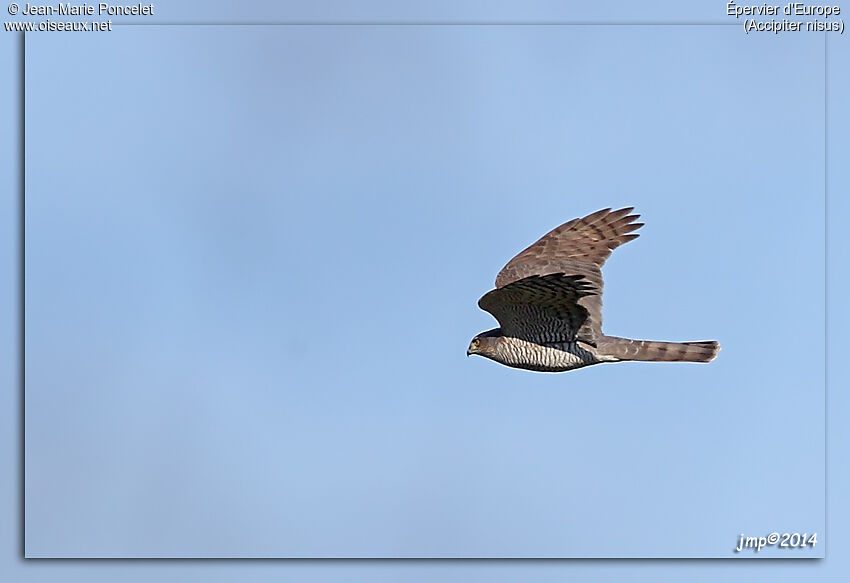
467;329;502;357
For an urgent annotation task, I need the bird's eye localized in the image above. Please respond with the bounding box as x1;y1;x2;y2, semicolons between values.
472;339;480;346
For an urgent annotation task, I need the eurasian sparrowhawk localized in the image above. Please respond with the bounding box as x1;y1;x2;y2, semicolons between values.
467;207;720;372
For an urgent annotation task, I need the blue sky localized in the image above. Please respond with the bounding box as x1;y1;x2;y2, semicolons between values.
3;0;849;580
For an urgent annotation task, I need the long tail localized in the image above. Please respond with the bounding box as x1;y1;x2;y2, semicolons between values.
597;336;720;363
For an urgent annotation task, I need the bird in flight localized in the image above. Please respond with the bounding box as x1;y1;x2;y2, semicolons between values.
467;207;719;372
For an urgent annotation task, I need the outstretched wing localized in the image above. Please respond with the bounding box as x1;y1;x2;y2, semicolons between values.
478;273;597;344
493;207;643;345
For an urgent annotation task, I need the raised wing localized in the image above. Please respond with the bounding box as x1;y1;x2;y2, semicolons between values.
495;207;643;288
492;207;643;345
478;273;597;344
